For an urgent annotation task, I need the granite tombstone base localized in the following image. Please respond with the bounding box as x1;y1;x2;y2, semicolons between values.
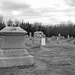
0;49;34;67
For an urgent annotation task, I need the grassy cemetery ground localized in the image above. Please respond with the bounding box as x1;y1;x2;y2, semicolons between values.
0;38;75;75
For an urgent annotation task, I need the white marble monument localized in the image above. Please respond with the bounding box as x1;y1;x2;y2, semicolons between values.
0;27;34;67
41;37;46;46
67;35;70;40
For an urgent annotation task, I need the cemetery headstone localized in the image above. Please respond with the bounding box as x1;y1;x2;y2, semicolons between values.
29;32;32;41
0;27;34;67
70;36;73;40
57;37;59;44
67;35;70;40
58;33;61;40
41;35;46;46
57;37;59;41
51;36;57;40
33;31;43;45
62;36;65;39
29;32;32;37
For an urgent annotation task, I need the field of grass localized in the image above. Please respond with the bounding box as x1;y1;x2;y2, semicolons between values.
0;38;75;75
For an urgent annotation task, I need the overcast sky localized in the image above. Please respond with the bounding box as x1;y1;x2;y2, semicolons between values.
0;0;75;24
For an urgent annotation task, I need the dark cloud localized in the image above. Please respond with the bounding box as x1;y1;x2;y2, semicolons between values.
0;0;42;18
65;0;75;7
1;0;30;10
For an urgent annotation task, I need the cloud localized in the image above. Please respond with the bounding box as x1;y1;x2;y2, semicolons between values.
0;0;42;19
63;8;75;12
0;0;75;24
21;8;42;17
11;10;23;16
65;0;75;7
65;11;75;17
0;0;30;10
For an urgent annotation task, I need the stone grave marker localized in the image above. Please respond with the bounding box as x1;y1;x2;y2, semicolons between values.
0;27;34;67
41;36;46;46
57;37;59;41
33;31;43;45
67;35;70;40
58;33;61;40
71;36;73;40
56;37;59;44
51;36;57;40
29;32;32;37
33;36;41;45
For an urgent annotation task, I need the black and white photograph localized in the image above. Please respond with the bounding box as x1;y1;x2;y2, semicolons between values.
0;0;75;75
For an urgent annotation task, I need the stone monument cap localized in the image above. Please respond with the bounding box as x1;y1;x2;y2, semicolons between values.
34;31;44;37
0;27;27;35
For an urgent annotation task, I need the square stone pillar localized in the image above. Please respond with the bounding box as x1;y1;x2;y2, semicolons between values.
0;27;34;67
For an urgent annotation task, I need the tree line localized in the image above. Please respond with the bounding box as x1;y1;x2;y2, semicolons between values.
20;22;75;38
0;16;75;38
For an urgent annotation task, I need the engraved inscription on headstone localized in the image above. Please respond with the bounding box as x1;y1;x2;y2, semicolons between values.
1;49;29;56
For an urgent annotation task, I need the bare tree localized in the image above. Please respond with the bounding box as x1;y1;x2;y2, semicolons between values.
0;16;3;24
7;19;13;27
14;19;20;27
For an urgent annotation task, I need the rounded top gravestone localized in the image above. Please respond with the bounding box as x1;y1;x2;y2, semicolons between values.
34;31;43;37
